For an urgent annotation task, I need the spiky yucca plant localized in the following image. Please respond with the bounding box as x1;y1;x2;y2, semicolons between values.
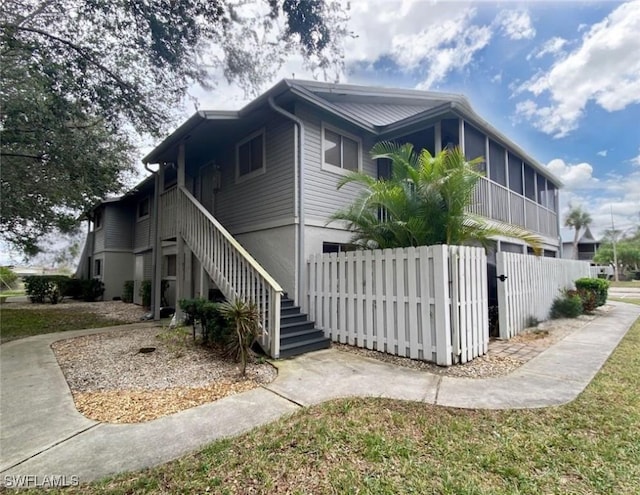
330;142;543;253
217;299;262;376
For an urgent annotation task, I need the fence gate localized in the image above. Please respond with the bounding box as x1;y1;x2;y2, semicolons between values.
496;252;591;339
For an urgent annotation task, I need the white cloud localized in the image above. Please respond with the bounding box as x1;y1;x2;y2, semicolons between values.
546;158;597;189
390;8;492;89
549;157;640;238
528;37;567;60
497;9;536;40
630;149;640;166
516;0;640;137
597;150;608;157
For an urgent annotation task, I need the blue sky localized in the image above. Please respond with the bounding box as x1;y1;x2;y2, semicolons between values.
4;0;638;266
193;0;640;239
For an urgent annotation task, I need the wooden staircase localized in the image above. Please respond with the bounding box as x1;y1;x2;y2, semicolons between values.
174;185;329;358
278;294;331;358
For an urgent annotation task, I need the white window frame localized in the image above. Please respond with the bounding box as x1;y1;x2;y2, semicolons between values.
321;123;363;176
235;128;266;183
137;196;150;222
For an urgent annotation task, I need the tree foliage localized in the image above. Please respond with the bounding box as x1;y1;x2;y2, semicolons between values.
1;0;349;255
564;205;592;260
330;142;543;253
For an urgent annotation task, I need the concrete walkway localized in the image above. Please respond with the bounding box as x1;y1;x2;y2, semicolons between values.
1;302;638;486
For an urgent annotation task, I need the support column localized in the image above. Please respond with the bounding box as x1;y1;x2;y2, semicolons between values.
153;164;165;320
175;142;186;318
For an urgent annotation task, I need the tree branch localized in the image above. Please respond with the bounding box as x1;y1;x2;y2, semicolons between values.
0;151;45;160
0;23;161;121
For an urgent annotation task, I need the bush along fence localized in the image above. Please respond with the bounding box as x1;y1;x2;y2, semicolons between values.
496;252;591;339
307;245;488;366
24;276;104;304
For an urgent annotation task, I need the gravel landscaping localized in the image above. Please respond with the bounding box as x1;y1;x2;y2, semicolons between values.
52;325;277;424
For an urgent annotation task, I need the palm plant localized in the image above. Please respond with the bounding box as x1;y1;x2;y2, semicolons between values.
330;141;543;253
564;205;592;260
217;299;262;376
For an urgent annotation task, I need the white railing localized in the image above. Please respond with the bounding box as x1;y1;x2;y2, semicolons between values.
470;177;558;238
178;186;283;357
160;186;177;240
496;252;591;339
307;245;488;366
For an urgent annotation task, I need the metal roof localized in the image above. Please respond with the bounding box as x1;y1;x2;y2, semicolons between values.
143;79;562;186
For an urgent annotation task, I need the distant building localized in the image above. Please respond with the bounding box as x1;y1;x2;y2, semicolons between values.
560;226;600;261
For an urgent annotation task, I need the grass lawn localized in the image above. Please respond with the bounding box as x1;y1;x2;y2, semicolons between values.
609;297;640;306
0;307;126;343
608;280;640;288
28;318;640;494
0;289;25;297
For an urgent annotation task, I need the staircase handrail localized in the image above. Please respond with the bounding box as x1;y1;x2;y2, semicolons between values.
179;186;283;293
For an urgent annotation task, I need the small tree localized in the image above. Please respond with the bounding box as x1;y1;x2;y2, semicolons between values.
218;299;262;376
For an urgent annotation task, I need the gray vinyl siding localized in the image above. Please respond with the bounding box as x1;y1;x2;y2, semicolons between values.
134;195;155;251
105;203;134;249
214;116;296;231
296;102;377;224
93;226;105;253
143;252;153;280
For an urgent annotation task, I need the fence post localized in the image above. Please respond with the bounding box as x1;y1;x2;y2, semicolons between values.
433;245;452;366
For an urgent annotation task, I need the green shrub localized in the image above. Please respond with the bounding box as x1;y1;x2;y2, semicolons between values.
575;277;609;307
24;275;69;304
550;290;583;319
179;298;229;345
0;266;18;290
122;280;134;303
140;280;152;308
58;278;84;299
81;279;105;302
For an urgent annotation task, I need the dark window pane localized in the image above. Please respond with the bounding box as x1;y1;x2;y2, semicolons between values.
250;135;263;172
324;129;341;167
343;136;359;171
547;184;557;210
524;164;536;200
239;141;252;176
489;140;506;186
441;118;459;150
464;123;486;172
537;174;546;206
508;154;523;195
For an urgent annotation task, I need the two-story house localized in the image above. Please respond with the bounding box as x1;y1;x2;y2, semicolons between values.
77;79;562;358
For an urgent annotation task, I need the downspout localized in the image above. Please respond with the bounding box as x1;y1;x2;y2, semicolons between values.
144;162;160;320
268;97;305;306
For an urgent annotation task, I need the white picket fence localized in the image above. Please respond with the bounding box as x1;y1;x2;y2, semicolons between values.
496;252;591;339
307;245;488;366
590;265;613;278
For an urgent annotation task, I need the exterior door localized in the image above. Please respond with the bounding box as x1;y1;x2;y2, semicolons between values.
198;164;216;215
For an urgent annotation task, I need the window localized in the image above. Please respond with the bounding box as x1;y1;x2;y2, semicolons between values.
138;197;150;219
322;124;361;173
322;242;355;254
236;129;265;181
164;254;177;277
94;259;102;277
94;209;103;229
